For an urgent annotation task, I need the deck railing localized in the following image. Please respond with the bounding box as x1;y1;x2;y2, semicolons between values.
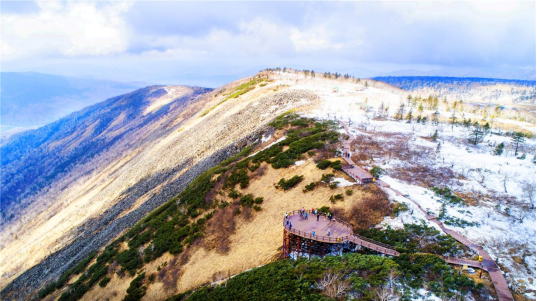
283;210;399;255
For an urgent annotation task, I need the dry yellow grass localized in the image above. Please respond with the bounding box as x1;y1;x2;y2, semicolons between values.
174;159;371;295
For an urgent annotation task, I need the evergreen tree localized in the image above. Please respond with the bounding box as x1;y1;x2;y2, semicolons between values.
416;115;422;124
364;81;369;88
395;103;405;121
468;122;485;145
450;112;457;130
432;110;440;126
494;104;502;117
493;142;504;156
418;103;424;113
431;129;438;142
512;132;526;156
421;116;428;124
436;141;441;153
407;94;412;107
405;109;413;123
432;96;439;110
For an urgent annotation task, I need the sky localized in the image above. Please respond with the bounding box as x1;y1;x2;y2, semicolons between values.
1;0;535;87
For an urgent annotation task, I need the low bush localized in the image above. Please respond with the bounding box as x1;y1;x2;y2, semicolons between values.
239;194;255;207
228;190;240;199
432;187;465;206
345;189;353;196
276;175;304;190
224;169;249;189
98;276;111;288
392;202;409;217
303;182;317;192
321;173;334;184
370;166;385;178
123;273;147;301
316;159;332;170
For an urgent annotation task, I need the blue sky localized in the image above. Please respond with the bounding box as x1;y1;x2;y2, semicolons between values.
1;1;535;86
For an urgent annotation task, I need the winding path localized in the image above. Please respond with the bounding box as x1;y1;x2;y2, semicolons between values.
338;121;514;301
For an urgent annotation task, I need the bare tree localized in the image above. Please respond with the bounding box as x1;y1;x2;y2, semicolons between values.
317;269;349;299
473;168;486;185
499;170;511;193
521;180;536;209
374;285;400;301
386;267;401;290
513;210;527;224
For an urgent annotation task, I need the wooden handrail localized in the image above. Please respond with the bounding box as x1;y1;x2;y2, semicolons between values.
283;210;399;255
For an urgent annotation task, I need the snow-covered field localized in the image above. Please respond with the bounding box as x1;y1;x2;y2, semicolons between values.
295;83;535;297
356;119;536;297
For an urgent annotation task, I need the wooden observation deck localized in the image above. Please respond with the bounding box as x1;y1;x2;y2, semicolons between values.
282;210;399;257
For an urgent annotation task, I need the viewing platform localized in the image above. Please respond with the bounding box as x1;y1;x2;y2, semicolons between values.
282;210;399;257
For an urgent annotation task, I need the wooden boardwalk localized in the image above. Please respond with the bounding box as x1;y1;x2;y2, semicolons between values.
338;121;514;301
284;210;400;256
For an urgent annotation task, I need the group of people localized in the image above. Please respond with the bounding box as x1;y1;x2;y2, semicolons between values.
284;208;337;232
343;151;351;159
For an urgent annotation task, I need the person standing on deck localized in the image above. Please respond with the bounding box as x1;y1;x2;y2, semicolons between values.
317;213;320;221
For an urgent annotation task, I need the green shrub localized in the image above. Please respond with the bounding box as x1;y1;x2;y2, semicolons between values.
316;159;332;170
254;197;264;204
318;206;330;214
345;189;353;196
248;162;260;172
393;202;409;217
330;160;342;170
329;182;338;189
98;276;111;288
320;173;334;183
253;205;262;211
276;175;304;190
329;194;344;203
432;187;465;206
123;273;146;301
239;194;255;207
225;169;249;189
303;182;317;192
370;166;385;178
228;190;240;199
117;249;143;276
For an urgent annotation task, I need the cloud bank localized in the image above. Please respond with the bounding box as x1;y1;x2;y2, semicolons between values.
1;1;535;85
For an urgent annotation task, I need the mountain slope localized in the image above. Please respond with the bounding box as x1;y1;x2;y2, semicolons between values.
0;74;320;300
0;72;146;129
1;70;533;300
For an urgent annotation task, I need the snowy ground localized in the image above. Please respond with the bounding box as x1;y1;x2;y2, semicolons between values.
290;77;535;297
352;118;536;297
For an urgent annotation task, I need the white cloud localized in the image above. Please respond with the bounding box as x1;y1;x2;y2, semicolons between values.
1;0;131;60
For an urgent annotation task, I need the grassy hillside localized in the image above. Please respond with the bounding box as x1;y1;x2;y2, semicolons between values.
34;113;495;301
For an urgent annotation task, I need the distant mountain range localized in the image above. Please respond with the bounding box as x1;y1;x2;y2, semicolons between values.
0;72;147;129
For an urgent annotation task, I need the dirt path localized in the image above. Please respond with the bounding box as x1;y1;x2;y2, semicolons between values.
338;120;514;301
